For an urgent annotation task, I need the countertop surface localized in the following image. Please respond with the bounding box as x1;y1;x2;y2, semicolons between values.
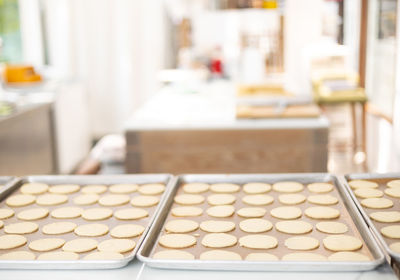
124;81;329;131
0;259;397;280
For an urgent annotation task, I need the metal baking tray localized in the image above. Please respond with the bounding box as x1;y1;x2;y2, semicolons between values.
138;173;384;271
0;174;173;269
342;173;400;262
0;177;18;197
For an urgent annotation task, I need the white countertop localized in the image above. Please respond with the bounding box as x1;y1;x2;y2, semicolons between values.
124;81;329;131
0;260;397;280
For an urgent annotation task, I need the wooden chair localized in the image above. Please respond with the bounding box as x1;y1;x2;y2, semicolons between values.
312;71;367;160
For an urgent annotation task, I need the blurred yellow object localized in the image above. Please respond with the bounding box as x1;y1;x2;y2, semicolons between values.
237;104;320;119
3;65;42;84
311;71;367;103
237;84;292;96
263;0;278;9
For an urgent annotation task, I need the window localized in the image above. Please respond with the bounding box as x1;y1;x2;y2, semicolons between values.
0;0;22;63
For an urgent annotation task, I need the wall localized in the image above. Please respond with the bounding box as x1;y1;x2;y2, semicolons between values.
284;0;323;95
392;1;400;171
20;0;168;138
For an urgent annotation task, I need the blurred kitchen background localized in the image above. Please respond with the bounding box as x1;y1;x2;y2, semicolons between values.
0;0;399;176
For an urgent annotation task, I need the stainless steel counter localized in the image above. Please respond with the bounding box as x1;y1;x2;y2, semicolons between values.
0;260;396;280
0;103;55;175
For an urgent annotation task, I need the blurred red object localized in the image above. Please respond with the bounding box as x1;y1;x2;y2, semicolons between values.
210;59;223;75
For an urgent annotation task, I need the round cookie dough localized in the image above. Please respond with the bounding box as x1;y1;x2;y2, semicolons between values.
239;218;273;233
6;194;36;207
354;188;384;199
42;222;77;235
360;198;393;209
165;220;199;233
272;181;304;193
202;233;237;248
36;194;68;206
171;206;203;217
270;206;302;220
114;208;149;220
109;184;138;194
111;224;145;238
29;238;65;252
0;235;27;249
243;182;271;194
131;195;160;207
206;205;235;218
0;208;14;219
153;250;195;260
138;183;165;195
390;242;400;253
0;251;35;260
98;239;136;253
73;194;99;205
316;222;348;234
381;225;400;239
17;208;49;221
370;211;400;223
384;188;400;198
20;183;49;195
237;207;266;218
200;220;235;233
307;183;334;193
245;253;278;261
323;235;363;251
81;185;107;194
51;207;83;219
200;250;242;261
37;251;79;260
278;194;306;205
99;194;130;206
239;234;278;249
4;222;38;234
84;252;124;260
284;236;319;250
282;253;327;261
210;183;240;193
349;180;378;189
275;221;313;234
328;252;370;261
305;206;340;220
174;194;205;205
159;234;196;249
82;208;113;221
242;195;273;206
307;195;338;206
49;184;80;194
182;183;209;194
207;194;236;206
63;238;98;253
74;223;109;237
387;180;400;188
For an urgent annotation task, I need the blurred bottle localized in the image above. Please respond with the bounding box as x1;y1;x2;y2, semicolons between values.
209;46;224;79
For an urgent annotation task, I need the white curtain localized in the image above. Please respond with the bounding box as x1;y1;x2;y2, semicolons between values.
39;0;167;138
